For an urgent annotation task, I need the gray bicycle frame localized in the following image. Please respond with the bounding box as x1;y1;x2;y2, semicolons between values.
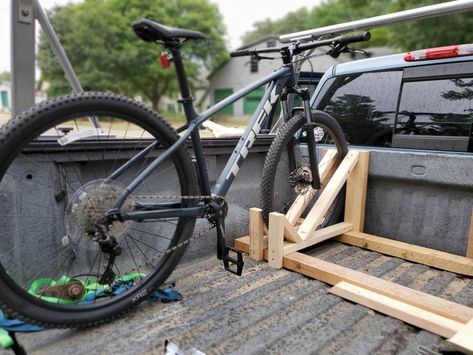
111;65;294;221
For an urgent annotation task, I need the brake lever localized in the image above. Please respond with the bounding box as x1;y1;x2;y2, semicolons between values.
327;43;346;58
328;44;369;58
251;54;275;61
349;48;369;57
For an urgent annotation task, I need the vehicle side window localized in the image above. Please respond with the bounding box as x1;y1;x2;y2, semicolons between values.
394;77;473;151
316;71;403;147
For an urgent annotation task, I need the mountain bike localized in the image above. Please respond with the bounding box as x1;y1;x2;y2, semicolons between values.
0;18;369;327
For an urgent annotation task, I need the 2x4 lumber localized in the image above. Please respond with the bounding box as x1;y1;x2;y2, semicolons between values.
283;222;353;255
467;209;473;259
335;231;473;277
344;150;370;232
233;236;473;323
283;252;473;323
298;151;359;240
270;212;302;243
286;149;338;226
268;213;285;268
330;281;464;338
249;208;265;261
448;318;473;354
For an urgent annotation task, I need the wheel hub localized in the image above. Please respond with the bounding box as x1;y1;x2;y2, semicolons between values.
288;166;312;194
65;180;134;247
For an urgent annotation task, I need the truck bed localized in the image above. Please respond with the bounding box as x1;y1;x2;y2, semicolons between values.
9;240;473;354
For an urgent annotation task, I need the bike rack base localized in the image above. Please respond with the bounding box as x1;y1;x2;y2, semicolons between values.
234;149;473;353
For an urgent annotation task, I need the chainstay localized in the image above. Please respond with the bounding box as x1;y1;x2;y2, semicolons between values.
124;194;224;275
133;195;224;200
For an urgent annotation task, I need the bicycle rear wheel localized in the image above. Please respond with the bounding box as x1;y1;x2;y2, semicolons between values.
260;110;348;226
0;92;198;327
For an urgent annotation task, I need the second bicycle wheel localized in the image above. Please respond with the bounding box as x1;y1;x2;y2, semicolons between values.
260;110;348;226
0;92;198;328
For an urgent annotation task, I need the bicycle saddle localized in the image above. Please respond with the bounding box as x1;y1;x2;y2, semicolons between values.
132;19;207;42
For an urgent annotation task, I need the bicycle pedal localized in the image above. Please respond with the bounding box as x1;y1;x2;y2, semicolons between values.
222;247;244;276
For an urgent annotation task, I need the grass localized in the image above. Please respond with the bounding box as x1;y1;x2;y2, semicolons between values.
0;111;251;138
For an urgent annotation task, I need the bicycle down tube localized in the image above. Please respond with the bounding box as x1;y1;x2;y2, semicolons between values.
111;65;293;219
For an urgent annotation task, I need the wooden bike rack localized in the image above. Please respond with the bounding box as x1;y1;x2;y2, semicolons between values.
235;149;473;353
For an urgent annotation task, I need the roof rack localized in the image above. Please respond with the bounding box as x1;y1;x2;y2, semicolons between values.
279;0;473;43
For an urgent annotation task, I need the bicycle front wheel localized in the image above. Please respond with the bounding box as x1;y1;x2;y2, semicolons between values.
0;92;198;327
260;110;348;226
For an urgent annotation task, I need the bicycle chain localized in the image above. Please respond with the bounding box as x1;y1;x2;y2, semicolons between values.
123;194;224;275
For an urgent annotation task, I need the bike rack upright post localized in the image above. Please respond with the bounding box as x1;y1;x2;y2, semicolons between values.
11;0;101;128
11;0;35;116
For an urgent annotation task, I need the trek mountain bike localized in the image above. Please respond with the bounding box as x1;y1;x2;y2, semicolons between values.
0;18;369;327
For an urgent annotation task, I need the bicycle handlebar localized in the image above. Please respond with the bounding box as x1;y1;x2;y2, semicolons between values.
229;31;371;58
229;47;277;58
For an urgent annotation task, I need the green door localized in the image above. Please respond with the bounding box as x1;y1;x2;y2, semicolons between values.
243;87;265;115
1;91;8;109
214;88;233;116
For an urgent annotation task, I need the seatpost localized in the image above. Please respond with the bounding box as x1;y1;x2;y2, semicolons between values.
167;42;212;197
167;43;198;120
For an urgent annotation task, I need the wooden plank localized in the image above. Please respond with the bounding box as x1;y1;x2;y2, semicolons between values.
268;212;285;268
330;281;464;338
283;252;473;323
234;236;473;323
283;222;352;255
467;209;473;259
249;208;265;261
448;318;473;354
344;151;369;232
282;215;303;243
235;235;251;253
286;149;338;226
335;231;473;276
298;151;359;240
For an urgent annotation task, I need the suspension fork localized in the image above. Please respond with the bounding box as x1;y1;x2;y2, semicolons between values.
280;87;321;189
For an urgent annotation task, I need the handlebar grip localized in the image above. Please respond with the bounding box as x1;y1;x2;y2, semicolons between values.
337;31;371;44
230;49;254;57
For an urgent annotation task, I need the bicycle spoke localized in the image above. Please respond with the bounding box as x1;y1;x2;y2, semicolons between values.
125;232;163;253
0;94;192;326
128;226;173;242
126;233;156;269
124;233;143;280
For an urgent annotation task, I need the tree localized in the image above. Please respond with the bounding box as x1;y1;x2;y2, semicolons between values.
0;71;10;83
242;0;390;47
387;0;473;50
242;7;312;46
37;0;228;110
241;0;472;51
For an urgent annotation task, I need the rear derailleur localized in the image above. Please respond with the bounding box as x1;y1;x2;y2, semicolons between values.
207;198;244;276
97;234;122;284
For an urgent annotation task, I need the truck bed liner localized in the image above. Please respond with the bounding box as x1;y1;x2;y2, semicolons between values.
9;240;473;355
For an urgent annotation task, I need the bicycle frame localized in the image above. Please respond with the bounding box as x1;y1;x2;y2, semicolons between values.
110;49;295;221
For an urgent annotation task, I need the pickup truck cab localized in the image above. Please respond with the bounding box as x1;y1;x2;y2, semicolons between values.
310;44;473;152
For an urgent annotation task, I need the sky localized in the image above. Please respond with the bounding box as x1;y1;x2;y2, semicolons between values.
0;0;321;74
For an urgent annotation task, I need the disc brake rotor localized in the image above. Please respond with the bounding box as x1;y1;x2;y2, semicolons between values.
288;166;313;194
